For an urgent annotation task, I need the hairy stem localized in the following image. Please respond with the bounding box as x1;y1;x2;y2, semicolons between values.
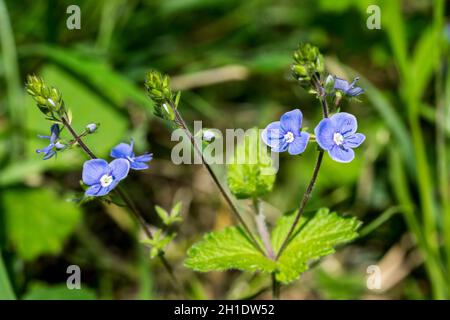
61;116;183;293
275;81;328;260
173;108;265;255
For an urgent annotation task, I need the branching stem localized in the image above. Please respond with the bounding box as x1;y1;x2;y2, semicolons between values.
60;116;183;294
275;80;328;260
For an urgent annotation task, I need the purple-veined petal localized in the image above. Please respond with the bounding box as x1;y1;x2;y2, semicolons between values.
130;161;149;170
133;153;153;163
330;112;357;136
288;132;310;155
110;142;133;159
347;87;364;97
271;140;289;153
344;133;365;148
103;179;121;195
82;159;109;186
280;109;303;134
109;159;130;181
328;145;355;163
85;184;102;196
261;121;284;148
42;149;56;160
314;118;335;150
36;144;53;154
333;77;350;91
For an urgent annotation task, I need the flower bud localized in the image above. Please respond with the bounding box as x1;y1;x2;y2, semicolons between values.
86;123;98;133
145;70;180;122
26;75;65;117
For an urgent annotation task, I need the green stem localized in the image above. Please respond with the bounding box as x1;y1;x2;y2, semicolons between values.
0;249;15;299
173;108;266;255
271;273;280;300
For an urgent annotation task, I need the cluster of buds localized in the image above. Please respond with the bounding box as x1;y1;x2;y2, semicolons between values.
291;43;324;89
25;75;66;120
144;71;181;122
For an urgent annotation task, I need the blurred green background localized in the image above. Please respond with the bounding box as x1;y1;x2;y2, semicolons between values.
0;0;449;299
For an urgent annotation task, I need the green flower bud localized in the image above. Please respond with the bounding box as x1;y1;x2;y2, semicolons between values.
26;75;65;117
291;43;325;90
145;70;180;122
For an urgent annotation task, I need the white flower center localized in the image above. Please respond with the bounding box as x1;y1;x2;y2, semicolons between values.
100;174;114;187
284;131;295;143
126;156;135;163
333;132;344;145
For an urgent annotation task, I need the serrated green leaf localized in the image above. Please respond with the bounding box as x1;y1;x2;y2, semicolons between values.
272;208;361;283
2;188;82;261
184;227;277;273
185;209;360;285
227;130;276;199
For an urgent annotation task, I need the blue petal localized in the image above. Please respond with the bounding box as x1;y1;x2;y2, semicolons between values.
288;132;310;155
328;145;355;163
261;121;284;148
42;149;56;160
36;144;53;154
344;133;365;148
347;87;364;96
271;140;289;153
82;159;109;186
103;179;120;195
333;77;350;91
110;142;133;159
280;109;303;134
314;118;335;150
330;112;357;136
109;158;130;181
37;135;50;140
85;184;102;196
130;161;149;170
50;124;60;144
134;153;153;163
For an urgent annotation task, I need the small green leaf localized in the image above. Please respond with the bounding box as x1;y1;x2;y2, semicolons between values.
272;208;361;283
170;201;182;217
184;227;277;273
141;229;176;259
155;202;183;226
227;130;276;199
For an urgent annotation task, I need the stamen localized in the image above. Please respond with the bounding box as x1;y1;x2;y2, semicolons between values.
284;132;295;143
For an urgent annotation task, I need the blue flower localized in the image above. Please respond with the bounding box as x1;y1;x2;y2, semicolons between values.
314;112;365;163
36;124;63;160
110;139;153;170
333;77;364;97
261;109;310;155
82;159;130;196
